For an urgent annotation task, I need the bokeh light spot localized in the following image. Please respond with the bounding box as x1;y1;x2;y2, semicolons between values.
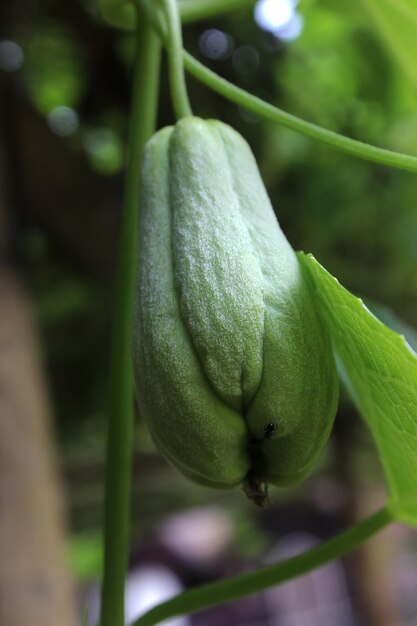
277;11;304;41
254;0;303;41
0;40;24;72
47;106;79;137
83;128;124;175
199;29;233;61
255;0;295;30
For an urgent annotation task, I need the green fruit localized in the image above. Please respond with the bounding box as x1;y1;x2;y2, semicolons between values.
132;117;339;503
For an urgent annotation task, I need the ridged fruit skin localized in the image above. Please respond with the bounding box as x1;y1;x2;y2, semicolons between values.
132;117;339;490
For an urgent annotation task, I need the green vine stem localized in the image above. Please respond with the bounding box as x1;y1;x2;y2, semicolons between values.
160;0;192;119
99;9;161;626
134;506;392;626
183;53;417;172
139;0;417;172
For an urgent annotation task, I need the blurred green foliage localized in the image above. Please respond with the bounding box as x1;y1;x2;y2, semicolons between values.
361;0;417;90
24;21;86;113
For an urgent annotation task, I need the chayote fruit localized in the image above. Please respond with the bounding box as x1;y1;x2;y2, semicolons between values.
132;117;339;504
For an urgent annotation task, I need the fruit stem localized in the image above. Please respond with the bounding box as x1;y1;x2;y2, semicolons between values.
243;472;269;507
159;0;193;119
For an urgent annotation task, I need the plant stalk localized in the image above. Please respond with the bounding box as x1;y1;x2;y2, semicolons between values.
99;9;160;626
160;0;192;118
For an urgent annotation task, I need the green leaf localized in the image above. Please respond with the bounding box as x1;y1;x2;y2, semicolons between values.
298;253;417;527
360;0;417;89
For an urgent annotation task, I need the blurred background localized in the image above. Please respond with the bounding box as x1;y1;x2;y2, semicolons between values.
1;0;417;624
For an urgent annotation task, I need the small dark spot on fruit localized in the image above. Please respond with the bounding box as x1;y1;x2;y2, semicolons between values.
264;422;277;439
